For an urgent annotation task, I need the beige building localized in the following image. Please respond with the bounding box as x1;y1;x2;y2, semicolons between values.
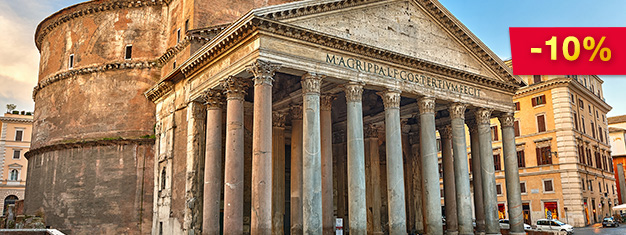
608;115;626;205
0;113;33;214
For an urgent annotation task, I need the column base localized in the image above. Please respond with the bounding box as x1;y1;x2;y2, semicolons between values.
508;233;526;235
485;233;501;235
445;231;458;235
474;232;486;235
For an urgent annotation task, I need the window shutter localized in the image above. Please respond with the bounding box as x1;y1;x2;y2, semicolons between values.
537;115;546;132
514;121;520;137
536;148;541;166
532;97;537;107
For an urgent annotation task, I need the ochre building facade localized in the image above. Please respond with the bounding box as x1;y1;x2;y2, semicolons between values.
0;113;33;214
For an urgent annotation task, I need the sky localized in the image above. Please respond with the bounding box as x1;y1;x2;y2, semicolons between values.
1;0;625;115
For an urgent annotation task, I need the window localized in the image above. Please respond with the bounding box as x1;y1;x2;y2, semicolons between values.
543;179;554;192
491;126;499;141
520;182;527;194
596;110;599;118
177;28;181;43
515;102;520;111
536;146;552;165
440;188;444;199
69;54;74;69
437;139;441;152
514;120;520;137
589;180;593;191
517;150;525;168
570;93;575;103
3;195;18;216
536;114;546;133
532;95;546;107
581;116;586;134
494;154;502;171
438;163;443;178
496;184;503;195
582;180;585;191
173;61;177;69
599;127;604;142
578;99;584;109
533;75;542;84
14;130;23;141
573;111;579;130
9;170;18;181
125;45;132;60
160;167;167;190
591;122;596;138
588;104;592;114
12;150;20;160
578;145;585;164
185;19;189;32
598;182;602;193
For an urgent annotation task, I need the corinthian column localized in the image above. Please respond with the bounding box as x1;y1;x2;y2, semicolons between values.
499;113;524;235
449;103;473;235
440;124;457;235
418;97;443;235
468;120;485;234
222;76;250;234
474;108;499;235
344;82;367;235
272;112;286;235
290;105;304;234
364;124;383;235
301;73;324;234
321;94;336;235
409;129;425;235
203;88;224;235
379;90;407;234
185;99;206;235
248;60;281;234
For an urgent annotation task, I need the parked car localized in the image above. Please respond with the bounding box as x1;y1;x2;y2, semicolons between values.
602;217;620;227
536;219;574;234
498;219;532;230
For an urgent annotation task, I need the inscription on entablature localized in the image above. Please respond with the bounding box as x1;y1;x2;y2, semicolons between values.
325;53;481;97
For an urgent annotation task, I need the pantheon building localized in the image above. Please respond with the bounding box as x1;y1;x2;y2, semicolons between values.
26;0;526;234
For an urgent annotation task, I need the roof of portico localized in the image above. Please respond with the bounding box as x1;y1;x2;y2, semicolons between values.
146;0;523;105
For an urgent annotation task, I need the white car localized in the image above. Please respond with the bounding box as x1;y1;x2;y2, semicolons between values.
536;219;574;234
498;219;532;230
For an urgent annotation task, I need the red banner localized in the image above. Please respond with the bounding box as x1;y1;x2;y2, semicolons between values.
509;27;626;75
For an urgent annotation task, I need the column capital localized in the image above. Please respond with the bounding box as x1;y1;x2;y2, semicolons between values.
473;108;493;125
290;105;303;120
448;102;467;120
498;113;515;128
344;82;364;102
273;111;287;128
247;60;281;86
320;94;336;111
301;73;324;94
378;89;401;109
332;129;346;144
364;124;379;139
438;124;452;140
201;88;224;109
222;76;250;99
467;119;479;134
417;97;436;114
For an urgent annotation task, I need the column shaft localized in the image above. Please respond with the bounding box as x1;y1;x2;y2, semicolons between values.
222;76;250;234
618;164;626;204
469;121;486;234
345;83;367;235
321;95;336;235
203;89;224;235
409;132;425;234
365;125;383;234
290;106;304;234
418;97;443;235
440;126;458;235
449;103;473;235
475;108;500;235
499;114;524;235
302;74;324;234
272;113;286;235
248;60;280;234
185;101;206;235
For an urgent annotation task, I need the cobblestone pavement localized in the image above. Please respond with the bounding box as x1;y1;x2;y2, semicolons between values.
573;223;626;234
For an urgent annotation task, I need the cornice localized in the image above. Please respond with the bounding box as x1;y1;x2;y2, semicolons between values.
514;77;571;97
25;137;155;160
156;35;214;67
35;0;171;50
145;81;174;103
32;60;157;100
0;117;33;124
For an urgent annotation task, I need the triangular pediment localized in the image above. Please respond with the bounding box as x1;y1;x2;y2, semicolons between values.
253;0;520;85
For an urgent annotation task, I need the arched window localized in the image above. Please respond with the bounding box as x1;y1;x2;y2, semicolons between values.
9;170;18;181
3;195;18;215
160;168;166;190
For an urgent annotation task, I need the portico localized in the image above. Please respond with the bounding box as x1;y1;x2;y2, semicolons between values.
145;0;525;234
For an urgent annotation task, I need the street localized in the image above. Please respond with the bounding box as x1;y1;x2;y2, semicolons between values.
573;223;626;234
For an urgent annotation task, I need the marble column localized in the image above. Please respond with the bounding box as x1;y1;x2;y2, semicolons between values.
449;103;473;235
301;73;324;234
365;124;383;234
475;108;500;235
320;95;336;235
344;82;367;235
272;112;286;235
440;125;458;235
248;60;281;234
499;113;524;235
468;120;486;234
290;105;304;234
202;89;224;235
185;100;206;235
409;130;425;234
222;76;250;234
380;90;407;234
618;164;626;204
418;97;443;235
